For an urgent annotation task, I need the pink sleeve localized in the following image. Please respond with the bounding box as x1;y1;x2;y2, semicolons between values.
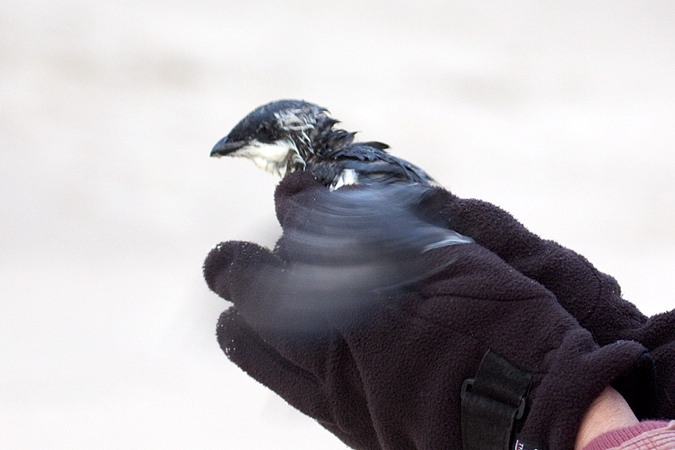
583;421;675;450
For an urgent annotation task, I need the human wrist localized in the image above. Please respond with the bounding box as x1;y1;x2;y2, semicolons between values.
574;387;639;450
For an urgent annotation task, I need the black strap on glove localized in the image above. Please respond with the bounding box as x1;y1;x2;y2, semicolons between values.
461;351;532;450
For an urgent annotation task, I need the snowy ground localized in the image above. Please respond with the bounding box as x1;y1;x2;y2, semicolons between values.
2;1;675;448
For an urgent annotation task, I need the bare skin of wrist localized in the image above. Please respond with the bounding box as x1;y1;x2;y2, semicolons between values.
574;386;639;450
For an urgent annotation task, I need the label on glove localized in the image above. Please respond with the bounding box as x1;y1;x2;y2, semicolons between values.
513;437;545;450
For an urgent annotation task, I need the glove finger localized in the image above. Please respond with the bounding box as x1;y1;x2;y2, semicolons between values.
203;240;283;308
219;307;380;448
217;307;333;421
652;341;675;417
417;187;541;257
205;242;344;388
418;188;650;342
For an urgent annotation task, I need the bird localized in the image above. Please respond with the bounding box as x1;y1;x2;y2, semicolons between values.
210;99;436;189
209;100;473;331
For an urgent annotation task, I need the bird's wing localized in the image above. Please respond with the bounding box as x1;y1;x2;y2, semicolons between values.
253;184;473;333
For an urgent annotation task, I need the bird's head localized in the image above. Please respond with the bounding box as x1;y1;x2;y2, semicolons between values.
211;100;342;177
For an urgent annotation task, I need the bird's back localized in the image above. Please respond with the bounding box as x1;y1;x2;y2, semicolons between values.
308;142;436;189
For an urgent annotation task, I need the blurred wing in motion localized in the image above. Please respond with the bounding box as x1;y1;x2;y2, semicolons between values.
250;185;474;333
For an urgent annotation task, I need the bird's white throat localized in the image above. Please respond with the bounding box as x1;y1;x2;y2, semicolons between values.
227;138;362;190
230;139;304;177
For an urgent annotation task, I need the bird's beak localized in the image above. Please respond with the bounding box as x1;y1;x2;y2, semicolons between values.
210;136;247;157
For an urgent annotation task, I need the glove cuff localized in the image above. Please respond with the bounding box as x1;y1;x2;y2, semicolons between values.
523;339;654;450
461;341;655;450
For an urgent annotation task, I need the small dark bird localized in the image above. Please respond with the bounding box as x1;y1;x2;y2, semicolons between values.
211;99;436;189
209;100;472;330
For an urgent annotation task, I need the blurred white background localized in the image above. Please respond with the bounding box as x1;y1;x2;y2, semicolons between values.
1;0;674;448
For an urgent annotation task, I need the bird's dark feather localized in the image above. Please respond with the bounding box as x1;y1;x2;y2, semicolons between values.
317;143;433;185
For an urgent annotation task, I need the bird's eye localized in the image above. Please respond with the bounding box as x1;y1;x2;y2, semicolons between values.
256;123;276;143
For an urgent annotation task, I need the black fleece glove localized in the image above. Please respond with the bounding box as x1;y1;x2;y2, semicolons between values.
416;185;674;419
204;172;651;450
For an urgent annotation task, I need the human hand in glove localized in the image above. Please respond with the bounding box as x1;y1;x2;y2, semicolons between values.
415;183;673;419
204;172;652;450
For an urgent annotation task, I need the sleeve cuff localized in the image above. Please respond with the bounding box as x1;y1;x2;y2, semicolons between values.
583;421;674;450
